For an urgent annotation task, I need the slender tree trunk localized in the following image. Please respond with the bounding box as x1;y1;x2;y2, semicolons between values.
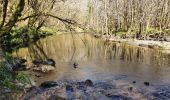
0;0;25;37
0;0;8;29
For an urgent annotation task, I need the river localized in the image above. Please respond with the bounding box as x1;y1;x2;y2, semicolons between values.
14;33;170;99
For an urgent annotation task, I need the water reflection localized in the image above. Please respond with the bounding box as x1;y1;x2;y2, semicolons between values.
13;33;170;85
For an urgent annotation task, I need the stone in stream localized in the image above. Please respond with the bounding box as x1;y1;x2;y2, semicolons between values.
151;85;170;99
107;95;133;100
73;62;78;68
32;59;44;65
46;59;56;66
48;95;66;100
66;85;74;92
132;81;136;84
128;87;133;92
34;74;42;78
40;81;58;88
94;82;114;90
76;85;87;91
144;82;150;86
85;79;93;87
32;59;56;66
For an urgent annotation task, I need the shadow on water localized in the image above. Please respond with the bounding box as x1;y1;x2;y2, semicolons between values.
13;33;170;86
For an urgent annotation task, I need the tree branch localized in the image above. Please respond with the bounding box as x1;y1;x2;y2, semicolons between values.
18;13;77;25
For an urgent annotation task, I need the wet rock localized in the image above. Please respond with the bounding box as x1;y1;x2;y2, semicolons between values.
94;95;111;100
144;82;150;86
151;86;170;100
133;81;136;84
25;86;38;93
13;64;27;71
14;58;27;64
33;65;55;73
94;34;101;38
95;82;114;90
48;95;66;100
66;85;74;92
85;79;93;87
33;59;56;66
76;85;86;91
73;62;78;68
22;87;42;100
76;81;85;86
46;59;56;66
9;58;27;71
128;87;133;92
32;60;44;65
107;95;133;100
34;74;42;78
40;81;58;88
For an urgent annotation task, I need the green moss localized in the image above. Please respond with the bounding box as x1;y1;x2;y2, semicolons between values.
1;26;54;52
145;27;160;34
0;53;31;90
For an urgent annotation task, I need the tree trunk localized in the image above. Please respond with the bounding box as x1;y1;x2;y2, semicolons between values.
0;0;25;37
0;0;8;29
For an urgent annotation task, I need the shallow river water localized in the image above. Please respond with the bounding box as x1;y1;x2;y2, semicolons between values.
14;33;170;84
14;33;170;99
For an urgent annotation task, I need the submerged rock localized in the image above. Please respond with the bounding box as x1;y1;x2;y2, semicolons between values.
132;81;136;84
32;60;44;65
40;81;58;88
107;95;133;100
149;85;170;100
46;59;56;66
144;82;150;86
22;80;155;100
48;95;66;100
85;79;93;86
73;62;78;68
66;85;74;92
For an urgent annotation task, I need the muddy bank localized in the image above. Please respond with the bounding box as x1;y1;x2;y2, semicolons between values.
22;79;170;100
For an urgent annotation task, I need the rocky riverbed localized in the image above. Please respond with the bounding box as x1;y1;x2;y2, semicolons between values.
22;79;170;100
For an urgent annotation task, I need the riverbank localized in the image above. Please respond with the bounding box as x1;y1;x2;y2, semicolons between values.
108;38;170;49
95;34;170;53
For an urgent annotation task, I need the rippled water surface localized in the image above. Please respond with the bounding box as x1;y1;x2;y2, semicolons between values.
13;33;170;87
